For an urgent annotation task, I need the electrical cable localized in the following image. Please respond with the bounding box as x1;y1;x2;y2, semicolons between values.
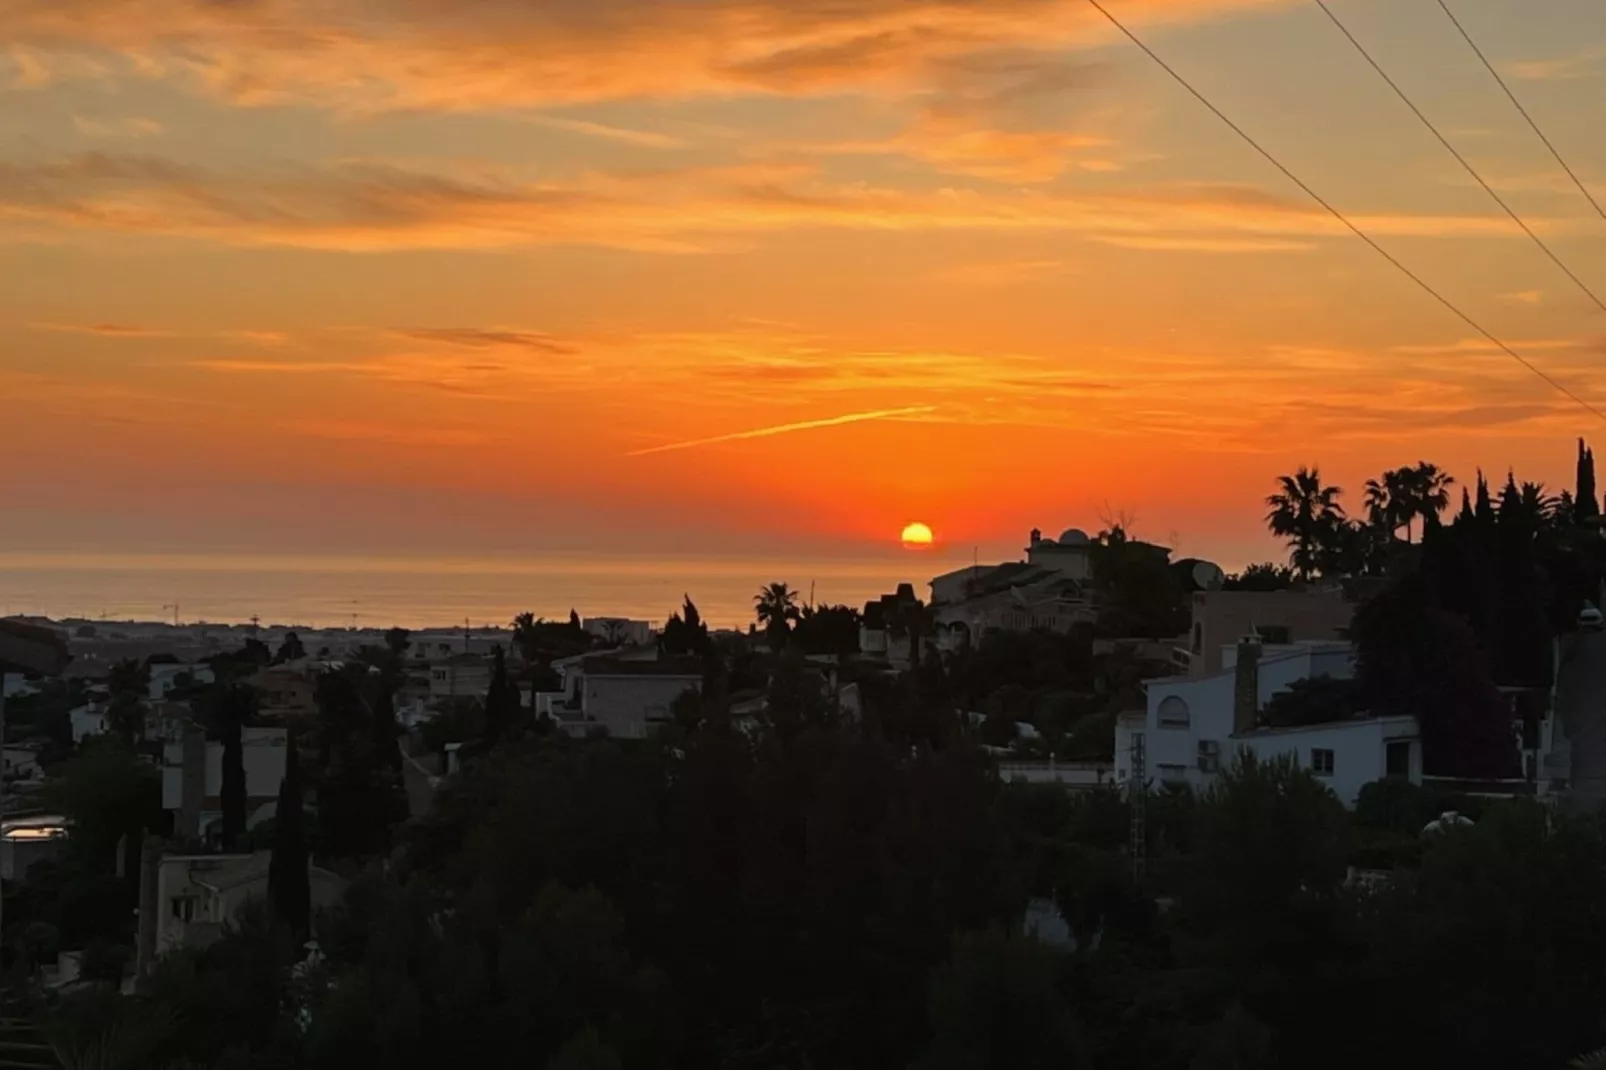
1311;0;1606;315
1080;0;1606;424
1433;0;1606;225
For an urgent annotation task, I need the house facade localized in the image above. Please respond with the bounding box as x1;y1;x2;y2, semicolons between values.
153;851;345;956
427;655;494;702
162;726;287;839
1114;638;1421;806
1172;588;1354;676
247;662;320;720
580;658;702;739
582;618;654;647
148;663;215;701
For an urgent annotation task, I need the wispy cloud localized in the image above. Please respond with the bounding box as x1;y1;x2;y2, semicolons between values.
1501;290;1544;306
35;321;173;337
530;117;687;149
389;327;575;354
1505;50;1602;82
71;115;163;139
624;405;937;456
0;154;1543;253
0;0;1292;112
34;322;289;344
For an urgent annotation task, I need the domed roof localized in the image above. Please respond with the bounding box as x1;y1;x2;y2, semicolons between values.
1057;528;1090;546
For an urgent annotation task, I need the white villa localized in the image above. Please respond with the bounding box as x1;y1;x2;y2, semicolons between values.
534;649;702;739
154;851;345;955
1115;637;1419;806
1115;633;1560;806
929;528;1101;652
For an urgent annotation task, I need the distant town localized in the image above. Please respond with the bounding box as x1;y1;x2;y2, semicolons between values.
1;439;1604;1066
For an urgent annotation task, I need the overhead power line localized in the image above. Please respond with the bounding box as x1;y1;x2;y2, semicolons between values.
1310;0;1606;316
1433;0;1606;225
1079;0;1606;425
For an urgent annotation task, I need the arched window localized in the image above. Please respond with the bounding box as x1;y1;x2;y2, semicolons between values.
1157;695;1191;729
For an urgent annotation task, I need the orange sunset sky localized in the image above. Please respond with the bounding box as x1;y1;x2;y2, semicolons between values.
2;0;1604;569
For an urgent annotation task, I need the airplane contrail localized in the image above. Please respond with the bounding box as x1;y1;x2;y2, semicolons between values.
624;405;936;457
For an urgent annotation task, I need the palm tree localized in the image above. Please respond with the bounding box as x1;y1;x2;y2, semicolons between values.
1265;467;1346;580
754;583;801;652
1363;470;1409;541
1519;480;1558;525
1407;460;1454;539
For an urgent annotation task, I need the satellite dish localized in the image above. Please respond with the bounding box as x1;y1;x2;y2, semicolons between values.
1192;561;1226;591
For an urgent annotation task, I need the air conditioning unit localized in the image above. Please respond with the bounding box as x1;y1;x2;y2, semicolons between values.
1197;739;1221;773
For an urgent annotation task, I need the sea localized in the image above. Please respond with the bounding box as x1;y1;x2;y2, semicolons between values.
0;551;961;631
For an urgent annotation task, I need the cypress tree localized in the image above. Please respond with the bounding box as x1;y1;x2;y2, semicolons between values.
1578;438;1599;520
484;645;519;745
1457;487;1475;525
1475;470;1496;524
268;733;311;940
218;688;247;851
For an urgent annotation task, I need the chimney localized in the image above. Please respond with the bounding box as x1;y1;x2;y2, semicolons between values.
179;723;206;840
1233;634;1262;734
1030;528;1042;546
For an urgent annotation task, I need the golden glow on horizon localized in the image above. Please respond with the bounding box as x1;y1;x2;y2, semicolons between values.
901;523;935;549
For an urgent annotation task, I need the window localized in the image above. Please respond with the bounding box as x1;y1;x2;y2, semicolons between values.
1157;696;1191;729
1191;622;1203;655
1197;740;1220;773
1258;625;1291;645
431;669;448;682
1386;740;1412;779
170;895;199;922
1156;763;1188;786
1311;748;1335;776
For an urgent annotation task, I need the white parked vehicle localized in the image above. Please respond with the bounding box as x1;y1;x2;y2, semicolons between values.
1579;604;1604;631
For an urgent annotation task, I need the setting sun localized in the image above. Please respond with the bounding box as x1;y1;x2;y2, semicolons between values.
900;522;934;549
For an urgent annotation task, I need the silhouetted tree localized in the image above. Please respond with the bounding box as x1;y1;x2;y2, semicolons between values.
754;582;801;652
1223;563;1296;591
661;596;711;657
922;929;1085;1070
275;632;307;664
485;645;520;745
1265;467;1345;580
1474;470;1496;524
1352;580;1517;778
216;686;250;851
1579;438;1599;521
268;734;310;940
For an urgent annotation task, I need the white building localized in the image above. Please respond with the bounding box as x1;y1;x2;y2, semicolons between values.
1024;527;1094;581
535;653;701;738
162;726;288;838
2;745;43;783
1;813;69;881
928;528;1100;651
428;655;494;702
406;631;510;664
68;701;109;743
582;618;654;647
2;674;40;701
580;658;702;739
1114;638;1422;806
154;851;345;955
147;663;215;701
996;758;1116;791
